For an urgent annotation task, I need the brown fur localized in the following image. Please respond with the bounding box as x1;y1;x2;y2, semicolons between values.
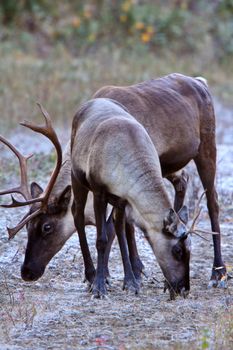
93;73;226;284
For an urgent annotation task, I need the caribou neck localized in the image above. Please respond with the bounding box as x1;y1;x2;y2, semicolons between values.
127;175;172;235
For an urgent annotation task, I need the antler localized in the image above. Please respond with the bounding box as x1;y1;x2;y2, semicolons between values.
17;103;63;208
187;190;219;240
0;136;33;201
0;103;62;239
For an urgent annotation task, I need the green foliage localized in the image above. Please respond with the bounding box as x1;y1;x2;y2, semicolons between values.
211;0;233;59
200;329;210;349
0;0;232;61
0;0;51;24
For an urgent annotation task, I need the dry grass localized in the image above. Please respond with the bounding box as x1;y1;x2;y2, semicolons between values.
0;271;37;341
1;43;233;134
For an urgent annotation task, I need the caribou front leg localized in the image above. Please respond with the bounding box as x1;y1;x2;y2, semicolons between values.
91;192;108;298
71;175;96;285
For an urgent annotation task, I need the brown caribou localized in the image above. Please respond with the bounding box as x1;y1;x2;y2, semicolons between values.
70;97;190;299
93;73;226;288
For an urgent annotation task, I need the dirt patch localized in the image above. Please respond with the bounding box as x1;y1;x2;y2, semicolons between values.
0;99;233;350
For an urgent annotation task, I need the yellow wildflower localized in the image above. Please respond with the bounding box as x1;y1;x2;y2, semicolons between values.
135;22;145;30
141;32;151;43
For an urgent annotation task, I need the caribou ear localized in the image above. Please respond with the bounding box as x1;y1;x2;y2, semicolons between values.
30;182;43;199
163;208;176;228
57;185;72;211
178;205;189;225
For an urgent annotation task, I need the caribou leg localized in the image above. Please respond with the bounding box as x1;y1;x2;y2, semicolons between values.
125;222;144;283
71;175;96;285
91;192;108;298
103;211;116;283
194;139;227;288
113;207;139;293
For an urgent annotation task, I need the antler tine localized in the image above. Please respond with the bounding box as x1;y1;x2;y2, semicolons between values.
20;103;62;208
188;189;220;240
189;207;202;232
195;190;206;211
1;103;62;239
188;230;210;241
20;103;53;137
7;207;42;240
1;195;26;208
0;135;33;200
194;228;219;235
189;189;206;232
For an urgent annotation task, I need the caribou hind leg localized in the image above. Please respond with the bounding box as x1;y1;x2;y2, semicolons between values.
194;141;227;288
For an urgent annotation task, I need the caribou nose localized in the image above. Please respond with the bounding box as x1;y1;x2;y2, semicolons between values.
21;264;42;282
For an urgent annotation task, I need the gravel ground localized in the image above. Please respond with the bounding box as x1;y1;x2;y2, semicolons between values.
0;99;232;350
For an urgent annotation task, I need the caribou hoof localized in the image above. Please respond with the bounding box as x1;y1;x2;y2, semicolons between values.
123;277;140;294
132;258;145;282
90;278;108;299
84;268;96;285
105;277;112;291
208;266;228;289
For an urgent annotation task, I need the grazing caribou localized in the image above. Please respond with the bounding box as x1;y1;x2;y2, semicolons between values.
0;109;112;282
21;144;116;283
70;97;191;299
93;73;226;288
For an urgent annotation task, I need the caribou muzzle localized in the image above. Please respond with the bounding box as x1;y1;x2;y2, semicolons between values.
164;277;190;300
21;263;45;282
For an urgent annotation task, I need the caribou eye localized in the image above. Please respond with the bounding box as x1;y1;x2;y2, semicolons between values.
172;244;183;261
42;223;53;235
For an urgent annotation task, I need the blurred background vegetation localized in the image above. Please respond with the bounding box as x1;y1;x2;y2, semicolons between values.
0;0;232;130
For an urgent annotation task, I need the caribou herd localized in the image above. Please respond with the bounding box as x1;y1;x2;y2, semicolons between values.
0;73;227;300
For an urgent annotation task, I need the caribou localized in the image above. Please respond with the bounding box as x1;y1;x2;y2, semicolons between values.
70;97;190;299
0;106;143;287
93;73;226;288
